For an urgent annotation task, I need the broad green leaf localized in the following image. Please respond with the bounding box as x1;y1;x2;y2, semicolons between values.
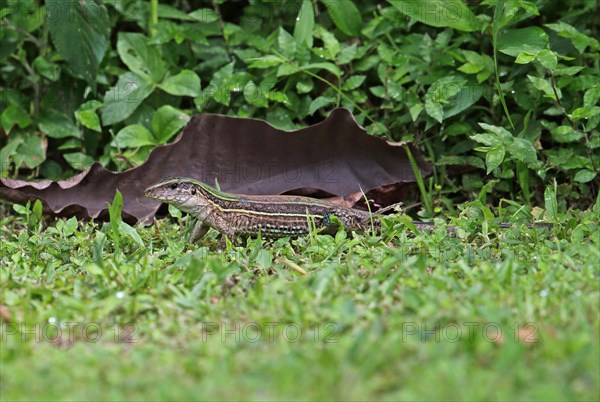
75;101;102;132
159;70;201;97
515;52;537;64
553;66;584;76
303;62;341;78
188;8;219;23
0;137;24;174
497;27;548;57
12;133;45;169
314;26;340;60
321;0;363;36
486;146;505;174
337;44;357;64
38;110;80;139
63;152;95;170
244;81;268;108
151;106;190;144
112;124;156;148
471;133;503;147
33;56;60;81
536;49;557;70
46;0;109;81
425;100;444;123
508;137;537;164
545;21;600;53
278;28;296;60
574;169;597;183
583;87;600;108
204;62;235;106
294;0;314;48
157;4;195;21
296;80;313;94
342;75;366;91
308;96;336;115
248;55;284;68
388;0;479;32
425;76;468;123
527;75;558;100
550;126;584;143
117;32;167;82
1;104;32;133
571;106;600;121
277;64;301;77
101;72;155;126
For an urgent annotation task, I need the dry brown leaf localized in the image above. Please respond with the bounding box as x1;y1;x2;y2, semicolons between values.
0;108;431;224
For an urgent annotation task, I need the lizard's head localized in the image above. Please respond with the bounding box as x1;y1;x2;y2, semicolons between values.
145;177;209;216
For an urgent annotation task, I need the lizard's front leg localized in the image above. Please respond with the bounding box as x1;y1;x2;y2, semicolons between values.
207;213;236;248
189;219;210;243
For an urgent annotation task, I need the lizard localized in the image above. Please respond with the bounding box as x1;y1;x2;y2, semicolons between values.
144;177;551;245
144;177;427;244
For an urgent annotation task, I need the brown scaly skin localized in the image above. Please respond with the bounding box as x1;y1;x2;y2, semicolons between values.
144;177;552;246
144;177;393;244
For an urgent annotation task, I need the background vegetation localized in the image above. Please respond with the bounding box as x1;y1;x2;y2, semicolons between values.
1;0;599;401
1;0;598;215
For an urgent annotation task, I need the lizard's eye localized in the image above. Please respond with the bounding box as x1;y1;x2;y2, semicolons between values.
191;188;196;195
169;183;178;190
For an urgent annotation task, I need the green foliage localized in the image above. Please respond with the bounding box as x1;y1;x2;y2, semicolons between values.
0;0;598;209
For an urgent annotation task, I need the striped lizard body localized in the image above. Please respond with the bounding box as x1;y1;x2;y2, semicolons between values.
144;177;386;243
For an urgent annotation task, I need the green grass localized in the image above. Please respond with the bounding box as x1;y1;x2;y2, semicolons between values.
1;203;599;401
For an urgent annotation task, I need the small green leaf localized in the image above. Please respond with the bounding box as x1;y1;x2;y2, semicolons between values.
574;170;597;183
321;0;363;36
38;110;80;139
584;87;600;108
159;70;201;97
389;0;479;32
75;101;102;133
294;0;314;48
188;8;218;23
303;62;341;78
571;106;600;121
515;52;537;64
314;26;340;59
117;32;167;82
101;72;155;126
550;126;584;143
278;28;296;59
63;152;95;170
527;75;558;99
33;56;60;81
248;55;284;68
471;133;503;147
119;221;145;248
308;96;336;115
508;137;537;164
342;75;366;91
151;106;190;144
112;125;156;148
536;49;557;70
486;146;505;174
46;0;109;81
1;104;32;133
497;27;548;57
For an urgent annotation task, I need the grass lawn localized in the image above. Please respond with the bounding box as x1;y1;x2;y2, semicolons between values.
1;202;599;401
